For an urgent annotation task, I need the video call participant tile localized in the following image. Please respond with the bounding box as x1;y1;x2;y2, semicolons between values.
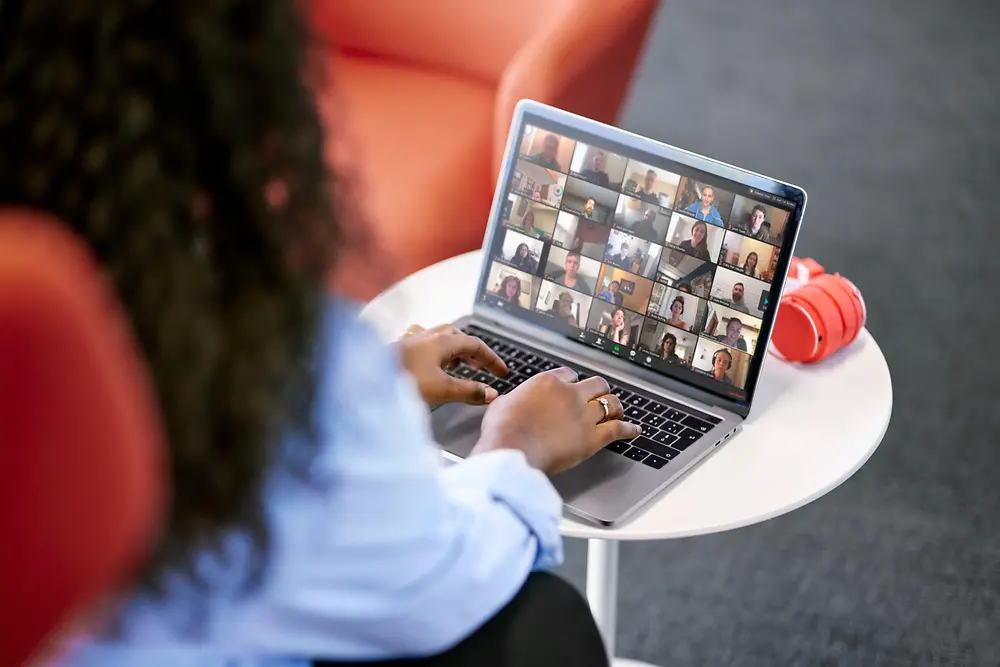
710;266;770;319
510;158;567;209
613;195;670;245
701;302;763;354
594;264;654;313
621;160;682;209
485;261;541;311
496;227;545;275
647;283;709;334
664;212;725;264
543;245;602;297
586;300;645;348
562;176;618;225
656;250;715;299
518;126;577;173
728;194;791;246
604;228;662;280
535;279;593;331
691;338;751;389
551;211;612;263
637;319;697;367
569;143;628;190
718;229;779;283
503;193;558;240
675;176;736;228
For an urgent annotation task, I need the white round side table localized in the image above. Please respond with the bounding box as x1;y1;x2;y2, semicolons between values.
361;251;893;666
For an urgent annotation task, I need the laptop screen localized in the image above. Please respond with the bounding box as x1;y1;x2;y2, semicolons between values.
476;111;802;404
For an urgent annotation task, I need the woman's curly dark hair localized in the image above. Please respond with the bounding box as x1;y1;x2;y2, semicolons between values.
0;0;360;593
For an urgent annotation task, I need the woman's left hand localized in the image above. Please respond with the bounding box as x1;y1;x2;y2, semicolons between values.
397;324;509;408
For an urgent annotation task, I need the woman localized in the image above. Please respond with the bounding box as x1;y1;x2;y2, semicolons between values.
678;221;712;261
599;308;630;345
741;251;760;278
660;333;682;364
496;274;523;305
517;210;546;239
509;242;535;272
665;296;688;331
0;2;638;665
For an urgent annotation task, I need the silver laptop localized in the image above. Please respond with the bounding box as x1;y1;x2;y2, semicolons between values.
431;100;806;526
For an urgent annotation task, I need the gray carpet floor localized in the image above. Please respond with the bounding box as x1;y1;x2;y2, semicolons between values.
555;0;1000;664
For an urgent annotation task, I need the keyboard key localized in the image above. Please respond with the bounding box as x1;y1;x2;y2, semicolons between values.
651;430;680;448
702;413;724;425
626;395;650;409
662;421;684;435
640;413;665;428
522;354;541;366
664;408;687;422
538;360;557;371
624;406;646;420
605;441;630;454
521;366;538;377
624;447;648;462
623;416;644;430
505;360;523;373
491;379;513;394
508;375;529;388
673;428;702;451
629;436;677;460
645;402;667;415
454;365;476;379
611;387;633;402
472;371;493;384
681;415;713;434
641;454;668;469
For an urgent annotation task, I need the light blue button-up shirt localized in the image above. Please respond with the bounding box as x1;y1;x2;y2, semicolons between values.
56;300;563;666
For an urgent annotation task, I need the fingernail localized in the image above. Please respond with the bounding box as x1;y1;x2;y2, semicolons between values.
632;424;642;435
483;385;499;403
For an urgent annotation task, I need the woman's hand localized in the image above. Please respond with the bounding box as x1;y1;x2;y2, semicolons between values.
396;324;508;408
473;368;641;475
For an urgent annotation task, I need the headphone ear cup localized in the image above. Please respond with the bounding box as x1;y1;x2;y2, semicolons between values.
795;282;845;359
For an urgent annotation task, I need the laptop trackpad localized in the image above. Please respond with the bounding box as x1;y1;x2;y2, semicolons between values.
431;403;633;503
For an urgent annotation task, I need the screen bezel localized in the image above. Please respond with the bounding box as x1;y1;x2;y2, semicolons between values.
473;100;807;418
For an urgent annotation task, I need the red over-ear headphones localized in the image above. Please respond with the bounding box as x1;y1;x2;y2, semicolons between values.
770;257;866;364
712;348;733;370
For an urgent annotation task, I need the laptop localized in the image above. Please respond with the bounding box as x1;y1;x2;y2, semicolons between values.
431;100;807;526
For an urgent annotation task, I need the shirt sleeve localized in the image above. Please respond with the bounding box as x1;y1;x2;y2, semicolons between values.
236;300;565;661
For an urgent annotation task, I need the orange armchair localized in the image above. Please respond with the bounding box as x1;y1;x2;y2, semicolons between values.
0;210;166;666
311;0;657;299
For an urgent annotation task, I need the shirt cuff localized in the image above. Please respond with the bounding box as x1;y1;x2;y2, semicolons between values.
439;449;564;570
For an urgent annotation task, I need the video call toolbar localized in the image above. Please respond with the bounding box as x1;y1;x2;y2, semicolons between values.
483;124;795;397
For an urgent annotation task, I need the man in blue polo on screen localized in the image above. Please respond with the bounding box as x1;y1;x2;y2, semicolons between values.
684;185;725;227
597;280;623;306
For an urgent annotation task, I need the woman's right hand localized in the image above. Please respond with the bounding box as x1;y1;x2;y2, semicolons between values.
472;368;641;475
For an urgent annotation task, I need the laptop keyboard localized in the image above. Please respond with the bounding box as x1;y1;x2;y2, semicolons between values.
450;326;723;471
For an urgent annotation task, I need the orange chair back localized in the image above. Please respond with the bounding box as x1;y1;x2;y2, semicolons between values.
0;209;167;666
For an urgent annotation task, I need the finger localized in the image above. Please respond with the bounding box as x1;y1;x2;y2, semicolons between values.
443;376;499;406
543;366;578;383
586;394;624;425
574;375;611;401
440;333;508;377
594;419;642;446
401;324;425;339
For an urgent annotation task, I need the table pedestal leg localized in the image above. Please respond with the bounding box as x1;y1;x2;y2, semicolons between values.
586;538;661;667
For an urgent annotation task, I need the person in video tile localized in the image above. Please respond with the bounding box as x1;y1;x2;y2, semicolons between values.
720;282;751;314
530;133;563;171
741;251;760;279
549;291;580;328
711;347;735;385
714;317;748;351
597;280;623;306
635;169;659;205
684;186;725;227
633;207;660;241
659;332;682;364
678;220;712;261
584;198;596;218
496;275;523;305
599;308;631;345
733;204;770;243
548;251;593;295
508;242;536;272
579;152;611;188
609;240;631;268
518;211;545;239
665;295;689;331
